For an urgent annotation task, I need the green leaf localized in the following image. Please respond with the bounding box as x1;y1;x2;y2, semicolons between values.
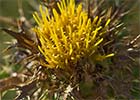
2;90;16;100
0;71;9;79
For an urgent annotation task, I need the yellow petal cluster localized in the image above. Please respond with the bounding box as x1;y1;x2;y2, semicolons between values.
33;0;114;68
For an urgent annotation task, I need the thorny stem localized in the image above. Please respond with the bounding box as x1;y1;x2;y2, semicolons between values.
92;0;104;17
0;16;17;27
129;34;140;46
17;0;24;17
17;0;32;28
71;88;84;100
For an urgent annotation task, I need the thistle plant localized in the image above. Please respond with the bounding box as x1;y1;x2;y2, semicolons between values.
33;0;114;69
1;0;140;100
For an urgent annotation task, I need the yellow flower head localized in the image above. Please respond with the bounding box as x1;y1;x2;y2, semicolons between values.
33;0;114;68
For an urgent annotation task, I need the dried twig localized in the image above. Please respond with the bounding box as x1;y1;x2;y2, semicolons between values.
0;76;22;92
15;80;37;100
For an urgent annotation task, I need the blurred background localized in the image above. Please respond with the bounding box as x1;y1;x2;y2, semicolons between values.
0;0;39;99
0;0;140;99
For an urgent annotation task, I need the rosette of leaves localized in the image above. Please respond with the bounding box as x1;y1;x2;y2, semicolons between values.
1;0;140;100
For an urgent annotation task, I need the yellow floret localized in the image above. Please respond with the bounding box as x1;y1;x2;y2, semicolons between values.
33;0;113;68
